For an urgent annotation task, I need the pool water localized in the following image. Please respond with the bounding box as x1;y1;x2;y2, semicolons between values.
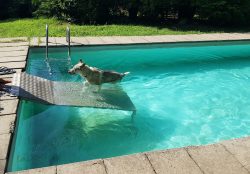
8;41;250;171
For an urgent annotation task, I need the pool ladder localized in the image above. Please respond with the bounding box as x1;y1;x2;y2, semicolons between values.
45;24;71;75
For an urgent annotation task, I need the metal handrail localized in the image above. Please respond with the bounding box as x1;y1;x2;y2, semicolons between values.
45;24;52;75
45;24;71;75
66;26;71;59
46;24;48;60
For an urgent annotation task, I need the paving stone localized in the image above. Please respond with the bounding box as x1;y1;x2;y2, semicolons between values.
147;148;203;174
0;51;27;58
235;34;250;39
0;62;26;69
0;69;22;78
159;35;180;42
145;36;166;42
100;37;121;44
142;36;165;43
57;160;106;174
0;92;17;101
181;35;205;41
71;37;89;45
85;37;108;45
0;56;27;63
104;154;155;174
40;37;57;46
111;37;135;44
54;37;68;46
0;114;16;135
29;37;54;46
187;144;249;174
221;137;250;171
0;46;28;52
54;37;82;46
0;76;15;100
0;159;6;174
0;37;27;43
29;37;45;46
0;133;11;160
0;42;28;47
129;36;149;43
171;35;198;42
6;166;56;174
0;99;19;116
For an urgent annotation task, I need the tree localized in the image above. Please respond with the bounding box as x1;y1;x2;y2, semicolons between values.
140;0;170;20
198;0;250;26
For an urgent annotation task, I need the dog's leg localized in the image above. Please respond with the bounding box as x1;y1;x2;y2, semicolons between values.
96;70;103;93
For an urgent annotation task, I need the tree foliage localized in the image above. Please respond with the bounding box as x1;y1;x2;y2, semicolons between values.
0;0;32;19
1;0;250;26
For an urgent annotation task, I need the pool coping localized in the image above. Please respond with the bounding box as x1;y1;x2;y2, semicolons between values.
0;33;250;174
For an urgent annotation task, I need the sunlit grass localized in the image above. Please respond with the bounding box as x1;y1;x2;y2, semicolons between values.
0;18;220;38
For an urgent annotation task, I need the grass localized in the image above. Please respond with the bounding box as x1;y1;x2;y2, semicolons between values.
0;18;248;38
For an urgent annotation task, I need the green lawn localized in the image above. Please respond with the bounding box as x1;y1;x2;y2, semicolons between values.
0;18;226;38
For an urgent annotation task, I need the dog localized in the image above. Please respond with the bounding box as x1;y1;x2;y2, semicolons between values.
68;59;130;87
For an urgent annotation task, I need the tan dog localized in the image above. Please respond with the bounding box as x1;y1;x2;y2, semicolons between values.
68;59;129;87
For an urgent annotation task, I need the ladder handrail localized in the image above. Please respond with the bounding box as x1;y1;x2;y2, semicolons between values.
45;24;71;75
46;24;49;60
66;26;71;59
45;24;52;75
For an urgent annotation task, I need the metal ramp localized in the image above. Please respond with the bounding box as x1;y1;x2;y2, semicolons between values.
11;72;136;112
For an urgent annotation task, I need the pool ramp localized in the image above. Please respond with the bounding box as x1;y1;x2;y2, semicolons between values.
10;72;136;112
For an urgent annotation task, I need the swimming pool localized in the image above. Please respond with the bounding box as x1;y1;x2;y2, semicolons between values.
8;41;250;171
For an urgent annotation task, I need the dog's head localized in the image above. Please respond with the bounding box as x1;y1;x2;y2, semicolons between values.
68;59;86;75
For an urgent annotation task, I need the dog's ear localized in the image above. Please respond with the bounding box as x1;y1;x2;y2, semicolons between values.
79;59;86;67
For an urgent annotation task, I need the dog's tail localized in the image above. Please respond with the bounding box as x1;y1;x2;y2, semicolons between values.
122;72;130;76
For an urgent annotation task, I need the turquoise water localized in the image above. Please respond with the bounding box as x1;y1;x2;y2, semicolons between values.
8;41;250;171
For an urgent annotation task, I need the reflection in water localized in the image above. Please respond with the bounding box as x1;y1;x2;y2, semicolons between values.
10;101;176;171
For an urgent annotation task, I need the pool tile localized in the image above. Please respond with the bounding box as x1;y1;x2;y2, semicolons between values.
0;133;11;160
221;137;250;171
186;144;249;174
6;166;56;174
146;148;203;174
57;160;106;174
104;154;155;174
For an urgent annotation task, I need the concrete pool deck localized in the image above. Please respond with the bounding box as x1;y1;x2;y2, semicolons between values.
0;33;250;174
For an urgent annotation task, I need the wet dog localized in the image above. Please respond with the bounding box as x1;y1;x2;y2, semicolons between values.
68;59;129;88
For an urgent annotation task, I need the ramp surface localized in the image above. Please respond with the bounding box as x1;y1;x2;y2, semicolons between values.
11;72;136;111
